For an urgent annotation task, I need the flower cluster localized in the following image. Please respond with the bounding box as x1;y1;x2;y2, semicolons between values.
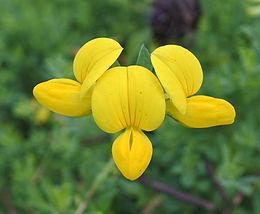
33;38;235;180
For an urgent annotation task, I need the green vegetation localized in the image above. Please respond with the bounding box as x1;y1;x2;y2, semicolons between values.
0;0;259;213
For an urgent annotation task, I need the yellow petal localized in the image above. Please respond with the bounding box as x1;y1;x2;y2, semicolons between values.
127;66;165;131
112;128;153;181
91;66;165;133
33;79;91;117
166;95;236;128
73;38;123;98
151;45;203;114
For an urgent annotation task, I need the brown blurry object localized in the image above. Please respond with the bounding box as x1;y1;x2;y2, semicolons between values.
150;0;201;44
0;189;18;214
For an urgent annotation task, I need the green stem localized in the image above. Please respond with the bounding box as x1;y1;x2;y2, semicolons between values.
74;158;115;214
75;133;118;214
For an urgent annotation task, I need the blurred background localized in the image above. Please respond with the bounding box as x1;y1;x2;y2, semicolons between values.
0;0;260;213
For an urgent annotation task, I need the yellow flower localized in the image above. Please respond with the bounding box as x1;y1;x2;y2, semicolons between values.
33;38;236;181
151;45;236;128
35;107;50;125
92;66;165;180
33;38;123;116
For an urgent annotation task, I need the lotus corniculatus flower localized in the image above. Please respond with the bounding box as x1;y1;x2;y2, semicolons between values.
151;45;236;128
91;66;165;180
33;38;123;117
33;38;236;181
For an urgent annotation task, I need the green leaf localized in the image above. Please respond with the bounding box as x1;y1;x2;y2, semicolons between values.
111;60;121;67
136;44;153;71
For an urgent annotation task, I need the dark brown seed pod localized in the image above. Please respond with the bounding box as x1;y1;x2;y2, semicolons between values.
150;0;201;44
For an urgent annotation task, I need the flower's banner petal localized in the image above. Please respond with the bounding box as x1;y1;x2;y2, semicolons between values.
91;66;165;133
73;38;123;98
166;95;236;128
33;79;91;117
151;45;203;114
112;128;153;181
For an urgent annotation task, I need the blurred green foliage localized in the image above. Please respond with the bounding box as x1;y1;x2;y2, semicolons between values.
0;0;259;213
